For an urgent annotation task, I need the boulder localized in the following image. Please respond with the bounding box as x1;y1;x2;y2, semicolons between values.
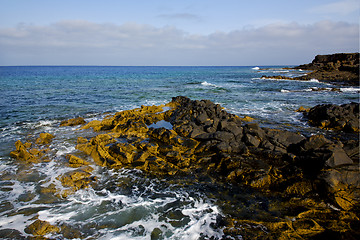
24;219;60;236
323;165;360;211
60;117;86;127
306;102;359;133
35;132;55;145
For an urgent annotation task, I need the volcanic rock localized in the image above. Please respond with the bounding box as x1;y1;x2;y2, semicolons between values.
305;102;359;133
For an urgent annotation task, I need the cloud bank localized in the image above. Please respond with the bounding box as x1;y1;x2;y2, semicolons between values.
0;20;358;65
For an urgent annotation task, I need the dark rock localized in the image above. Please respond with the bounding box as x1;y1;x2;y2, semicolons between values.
322;165;360;211
212;131;235;142
294;53;359;85
264;128;305;149
243;123;266;140
0;229;25;239
263;53;359;85
305;102;359;133
244;134;261;147
343;140;360;163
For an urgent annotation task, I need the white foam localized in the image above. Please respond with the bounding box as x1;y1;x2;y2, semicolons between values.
38;209;77;224
201;81;218;87
340;87;360;92
273;70;289;73
0;214;33;236
55;145;76;157
280;89;290;93
309;79;319;83
252;67;260;70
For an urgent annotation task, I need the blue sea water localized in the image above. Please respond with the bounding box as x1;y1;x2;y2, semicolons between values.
0;66;359;239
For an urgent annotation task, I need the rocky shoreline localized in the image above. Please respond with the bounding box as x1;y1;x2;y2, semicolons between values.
9;96;359;239
263;53;359;86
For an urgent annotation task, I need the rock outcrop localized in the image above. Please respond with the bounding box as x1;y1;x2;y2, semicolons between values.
305;102;359;133
295;53;359;85
75;96;360;239
264;53;360;86
10;97;360;239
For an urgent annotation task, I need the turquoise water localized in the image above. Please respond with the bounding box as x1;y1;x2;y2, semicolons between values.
0;66;359;239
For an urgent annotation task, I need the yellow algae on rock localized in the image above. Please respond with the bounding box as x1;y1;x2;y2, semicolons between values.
10;140;42;163
67;154;90;167
286;181;313;195
60;117;86;127
240;116;255;122
57;167;95;196
35;132;55;145
81;120;102;130
25;219;60;236
296;106;310;112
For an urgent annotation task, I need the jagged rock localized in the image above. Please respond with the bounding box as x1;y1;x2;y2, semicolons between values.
10;96;360;239
60;117;86;127
35;132;55;145
263;53;359;85
9;140;47;163
296;106;310;112
305;102;359;133
57;166;95;197
24;219;60;236
323;165;360;211
295;53;359;85
67;154;90;167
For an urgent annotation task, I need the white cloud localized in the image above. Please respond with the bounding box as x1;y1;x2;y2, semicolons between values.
309;0;360;15
0;20;358;65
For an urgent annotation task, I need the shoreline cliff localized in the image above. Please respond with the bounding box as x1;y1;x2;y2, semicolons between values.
264;53;359;86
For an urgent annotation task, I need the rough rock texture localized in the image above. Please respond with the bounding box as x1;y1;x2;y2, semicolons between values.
60;117;86;127
264;53;359;86
304;102;359;133
10;96;360;239
295;53;359;85
76;96;360;238
24;219;60;236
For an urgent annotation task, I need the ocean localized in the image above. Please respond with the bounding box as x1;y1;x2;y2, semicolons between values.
0;66;359;239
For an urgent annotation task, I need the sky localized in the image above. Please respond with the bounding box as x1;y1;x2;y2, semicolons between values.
0;0;359;66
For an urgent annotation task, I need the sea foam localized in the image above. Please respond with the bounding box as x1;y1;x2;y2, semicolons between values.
201;81;218;87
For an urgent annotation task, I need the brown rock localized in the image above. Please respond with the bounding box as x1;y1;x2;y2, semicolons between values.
24;219;59;236
67;154;90;167
35;132;55;145
60;117;86;127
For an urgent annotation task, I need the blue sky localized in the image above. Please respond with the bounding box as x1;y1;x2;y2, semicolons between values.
0;0;359;65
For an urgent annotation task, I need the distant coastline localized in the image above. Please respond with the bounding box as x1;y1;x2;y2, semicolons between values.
262;53;359;86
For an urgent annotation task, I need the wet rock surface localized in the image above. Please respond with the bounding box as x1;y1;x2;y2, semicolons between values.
9;96;360;239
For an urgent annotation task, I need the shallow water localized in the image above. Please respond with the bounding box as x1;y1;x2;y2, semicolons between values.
0;66;358;239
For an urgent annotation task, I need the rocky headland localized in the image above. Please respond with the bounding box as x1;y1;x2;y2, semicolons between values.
263;53;359;86
9;96;360;239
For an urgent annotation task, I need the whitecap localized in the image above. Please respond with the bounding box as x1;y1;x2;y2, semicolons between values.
280;89;290;93
272;70;289;73
340;87;360;93
252;67;260;70
201;81;218;87
309;79;319;83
